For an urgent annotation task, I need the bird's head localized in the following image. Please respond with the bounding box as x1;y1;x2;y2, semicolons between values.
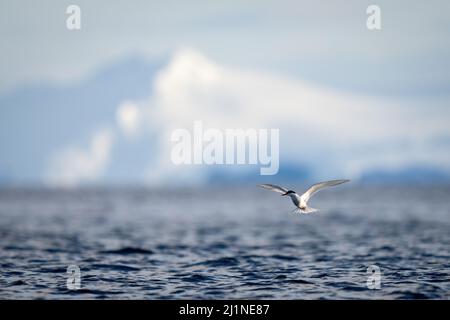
282;190;295;196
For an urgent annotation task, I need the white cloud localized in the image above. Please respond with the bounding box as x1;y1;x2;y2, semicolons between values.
117;101;141;138
128;48;450;184
45;129;114;187
44;48;450;186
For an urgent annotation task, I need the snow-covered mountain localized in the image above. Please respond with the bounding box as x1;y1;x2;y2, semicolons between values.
1;49;449;186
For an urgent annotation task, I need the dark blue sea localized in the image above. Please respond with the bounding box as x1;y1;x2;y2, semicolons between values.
0;185;449;299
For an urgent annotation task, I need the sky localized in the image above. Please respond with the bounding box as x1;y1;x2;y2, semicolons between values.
1;0;450;96
0;1;449;186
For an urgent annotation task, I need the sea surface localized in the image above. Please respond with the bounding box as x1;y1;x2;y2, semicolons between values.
0;185;449;299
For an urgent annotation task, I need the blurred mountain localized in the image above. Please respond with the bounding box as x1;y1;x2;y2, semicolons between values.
360;166;450;185
0;56;164;184
0;53;449;186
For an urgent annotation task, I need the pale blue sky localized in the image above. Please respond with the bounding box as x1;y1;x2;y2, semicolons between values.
1;0;449;96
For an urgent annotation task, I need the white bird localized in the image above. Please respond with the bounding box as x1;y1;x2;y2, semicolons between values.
259;180;350;214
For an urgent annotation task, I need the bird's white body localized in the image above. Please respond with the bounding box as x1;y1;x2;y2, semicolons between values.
259;179;350;214
285;192;317;214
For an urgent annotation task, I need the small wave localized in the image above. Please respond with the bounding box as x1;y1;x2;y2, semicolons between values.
284;279;314;285
4;246;33;251
182;274;214;283
270;254;298;261
91;263;140;271
210;242;229;250
391;290;431;299
99;247;154;255
62;288;126;295
191;257;240;267
7;280;28;287
339;285;367;292
39;267;68;273
156;244;188;251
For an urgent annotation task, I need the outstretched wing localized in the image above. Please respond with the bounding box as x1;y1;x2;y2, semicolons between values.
258;184;289;194
300;179;350;204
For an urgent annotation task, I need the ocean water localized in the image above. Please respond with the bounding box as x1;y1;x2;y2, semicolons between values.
0;185;449;299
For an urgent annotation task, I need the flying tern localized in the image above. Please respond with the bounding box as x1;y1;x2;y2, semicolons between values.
259;179;350;214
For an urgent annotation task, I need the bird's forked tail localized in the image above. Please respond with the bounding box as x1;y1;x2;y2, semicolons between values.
292;207;319;214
